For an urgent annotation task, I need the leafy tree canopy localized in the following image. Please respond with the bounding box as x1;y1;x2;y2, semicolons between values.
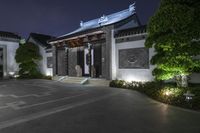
145;0;200;82
15;42;42;78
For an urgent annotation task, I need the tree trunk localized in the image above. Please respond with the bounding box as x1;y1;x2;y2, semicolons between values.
175;75;188;88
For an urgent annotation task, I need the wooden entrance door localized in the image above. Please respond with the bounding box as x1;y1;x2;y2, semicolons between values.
57;49;67;76
94;45;102;78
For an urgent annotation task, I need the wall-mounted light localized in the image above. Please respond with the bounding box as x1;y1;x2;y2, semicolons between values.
9;72;15;76
14;75;19;78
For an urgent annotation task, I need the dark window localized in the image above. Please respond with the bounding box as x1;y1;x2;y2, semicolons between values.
47;57;53;68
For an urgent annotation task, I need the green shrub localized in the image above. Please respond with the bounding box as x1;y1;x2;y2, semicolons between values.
110;80;126;88
18;74;52;80
15;42;43;79
18;72;43;79
110;80;200;110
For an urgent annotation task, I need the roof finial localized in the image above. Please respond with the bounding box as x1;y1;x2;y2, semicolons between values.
129;2;136;13
80;21;84;27
98;14;108;24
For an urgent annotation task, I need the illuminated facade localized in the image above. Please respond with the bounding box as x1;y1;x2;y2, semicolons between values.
48;4;155;82
0;31;21;78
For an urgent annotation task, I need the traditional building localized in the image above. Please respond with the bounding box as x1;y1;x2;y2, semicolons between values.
0;31;21;78
48;4;155;82
27;33;55;76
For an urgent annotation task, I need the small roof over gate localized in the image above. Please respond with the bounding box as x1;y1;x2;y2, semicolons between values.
115;25;147;38
49;3;139;44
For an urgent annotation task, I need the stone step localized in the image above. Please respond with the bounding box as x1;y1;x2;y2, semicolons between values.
62;77;88;84
53;76;110;86
87;79;110;86
52;76;67;81
67;77;87;80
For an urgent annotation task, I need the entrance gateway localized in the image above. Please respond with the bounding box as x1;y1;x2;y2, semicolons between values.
55;41;102;78
73;42;102;78
49;3;143;80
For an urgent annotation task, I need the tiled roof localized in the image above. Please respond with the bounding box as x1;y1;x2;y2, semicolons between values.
115;25;147;38
0;31;21;39
50;3;139;43
30;33;55;48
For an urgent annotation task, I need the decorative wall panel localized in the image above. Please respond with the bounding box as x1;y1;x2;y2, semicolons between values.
119;47;149;69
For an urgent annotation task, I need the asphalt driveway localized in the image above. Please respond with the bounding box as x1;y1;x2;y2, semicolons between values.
0;79;199;133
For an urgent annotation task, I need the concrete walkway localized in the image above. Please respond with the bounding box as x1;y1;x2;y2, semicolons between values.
0;79;199;133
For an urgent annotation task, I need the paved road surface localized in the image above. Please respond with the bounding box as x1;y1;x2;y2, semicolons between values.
0;79;199;133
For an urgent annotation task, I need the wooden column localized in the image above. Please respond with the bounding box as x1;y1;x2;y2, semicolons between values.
52;45;57;76
102;25;113;80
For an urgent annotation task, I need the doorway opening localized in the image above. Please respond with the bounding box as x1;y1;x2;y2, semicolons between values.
82;44;102;78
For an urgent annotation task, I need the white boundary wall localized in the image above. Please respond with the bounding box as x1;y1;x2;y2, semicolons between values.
0;40;19;78
114;37;200;83
115;38;155;82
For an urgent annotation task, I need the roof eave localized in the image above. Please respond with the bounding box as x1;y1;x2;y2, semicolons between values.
49;14;138;44
0;37;21;42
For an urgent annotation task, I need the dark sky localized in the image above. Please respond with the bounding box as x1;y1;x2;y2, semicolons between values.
0;0;160;38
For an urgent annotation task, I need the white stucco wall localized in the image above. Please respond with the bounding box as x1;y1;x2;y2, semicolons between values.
40;47;53;76
111;29;117;80
189;73;200;83
189;55;200;83
0;40;19;78
114;38;200;83
28;38;53;76
115;38;155;82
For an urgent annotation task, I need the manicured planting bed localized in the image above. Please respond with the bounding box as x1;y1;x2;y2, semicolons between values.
110;80;200;110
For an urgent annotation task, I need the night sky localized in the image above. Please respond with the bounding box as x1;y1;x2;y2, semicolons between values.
0;0;160;38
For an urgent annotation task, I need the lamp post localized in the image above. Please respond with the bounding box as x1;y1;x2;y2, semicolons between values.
184;91;195;102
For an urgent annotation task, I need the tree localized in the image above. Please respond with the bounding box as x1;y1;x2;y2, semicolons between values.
15;41;42;78
145;0;200;87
